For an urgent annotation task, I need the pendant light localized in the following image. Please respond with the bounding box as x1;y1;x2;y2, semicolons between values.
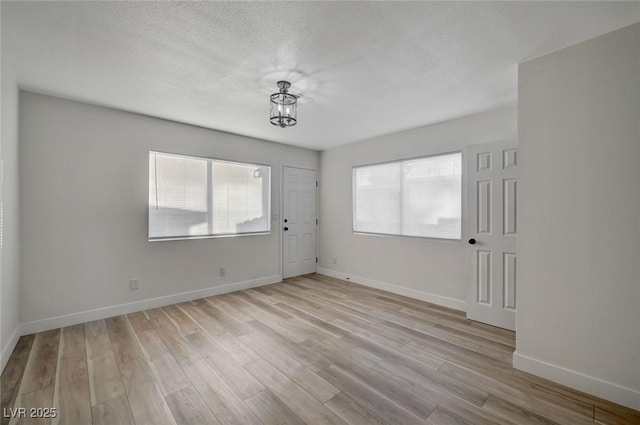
270;81;297;128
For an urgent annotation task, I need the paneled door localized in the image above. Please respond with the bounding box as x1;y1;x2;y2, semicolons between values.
282;167;317;278
467;141;518;330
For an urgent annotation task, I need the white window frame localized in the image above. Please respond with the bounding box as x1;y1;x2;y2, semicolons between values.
149;150;271;241
352;150;463;241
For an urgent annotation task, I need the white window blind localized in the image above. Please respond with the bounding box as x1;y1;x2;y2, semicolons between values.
149;151;270;240
353;152;461;240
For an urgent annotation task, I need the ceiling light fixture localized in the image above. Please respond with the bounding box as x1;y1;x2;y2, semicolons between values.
270;81;297;128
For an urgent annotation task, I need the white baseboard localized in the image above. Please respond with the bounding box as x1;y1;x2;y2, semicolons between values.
20;275;281;336
317;267;466;312
1;324;22;372
513;351;640;410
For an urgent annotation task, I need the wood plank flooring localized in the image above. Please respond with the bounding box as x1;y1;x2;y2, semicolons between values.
2;274;639;425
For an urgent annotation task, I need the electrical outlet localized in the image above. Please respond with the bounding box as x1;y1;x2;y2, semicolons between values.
332;257;337;265
219;268;226;277
130;279;139;290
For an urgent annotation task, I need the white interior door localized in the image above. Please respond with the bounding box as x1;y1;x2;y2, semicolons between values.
467;141;518;331
282;167;317;279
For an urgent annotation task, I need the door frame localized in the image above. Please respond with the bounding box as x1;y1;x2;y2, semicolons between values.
280;164;319;280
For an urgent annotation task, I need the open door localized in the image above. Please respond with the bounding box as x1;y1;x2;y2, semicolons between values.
467;141;518;331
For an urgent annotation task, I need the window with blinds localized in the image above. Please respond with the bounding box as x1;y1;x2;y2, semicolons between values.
149;151;270;240
353;152;462;240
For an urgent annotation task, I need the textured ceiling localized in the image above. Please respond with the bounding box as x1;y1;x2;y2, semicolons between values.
3;2;640;150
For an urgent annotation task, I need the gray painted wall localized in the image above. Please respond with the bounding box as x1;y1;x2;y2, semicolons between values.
318;106;517;307
1;63;21;369
516;23;640;408
18;92;318;324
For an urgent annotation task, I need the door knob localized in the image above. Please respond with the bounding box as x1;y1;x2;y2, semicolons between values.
468;238;476;245
283;227;289;231
284;219;288;223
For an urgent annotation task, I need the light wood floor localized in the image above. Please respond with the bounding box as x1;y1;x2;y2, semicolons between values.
2;274;639;425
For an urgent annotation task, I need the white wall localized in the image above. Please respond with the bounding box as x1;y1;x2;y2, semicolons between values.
318;107;517;309
1;62;22;369
516;23;640;409
19;92;318;329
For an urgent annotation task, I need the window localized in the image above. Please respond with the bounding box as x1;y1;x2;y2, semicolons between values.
149;151;270;240
353;152;461;240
